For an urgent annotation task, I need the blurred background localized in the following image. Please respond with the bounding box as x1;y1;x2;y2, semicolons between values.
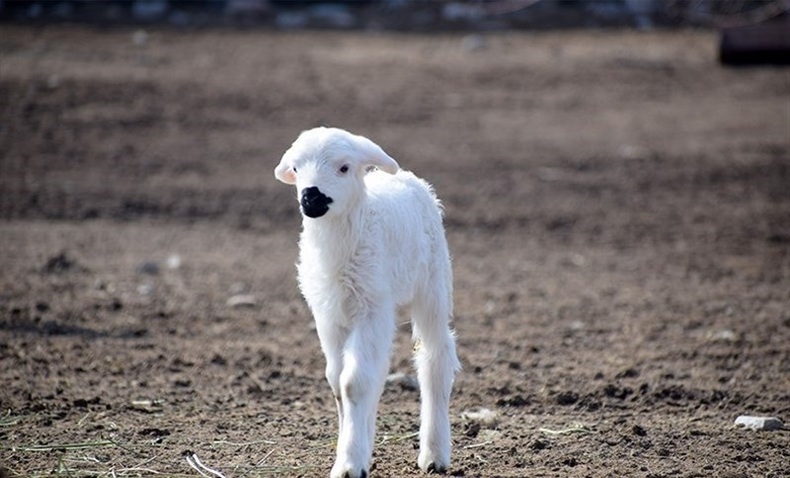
2;0;789;63
1;1;788;478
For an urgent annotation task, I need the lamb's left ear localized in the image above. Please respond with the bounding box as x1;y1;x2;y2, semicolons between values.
352;133;400;174
274;152;297;185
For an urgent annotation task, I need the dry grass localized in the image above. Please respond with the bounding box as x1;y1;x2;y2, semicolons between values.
1;410;327;478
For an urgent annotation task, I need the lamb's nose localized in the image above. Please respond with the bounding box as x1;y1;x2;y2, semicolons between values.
300;187;333;218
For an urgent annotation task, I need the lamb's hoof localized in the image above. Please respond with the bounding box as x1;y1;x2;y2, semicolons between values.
426;463;447;475
331;463;367;478
340;471;367;478
343;470;368;478
417;462;447;475
418;450;449;475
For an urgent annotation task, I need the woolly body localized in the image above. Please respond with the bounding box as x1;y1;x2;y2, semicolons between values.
298;170;450;330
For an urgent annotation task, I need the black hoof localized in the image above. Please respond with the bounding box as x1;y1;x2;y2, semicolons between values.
425;463;447;475
342;470;368;478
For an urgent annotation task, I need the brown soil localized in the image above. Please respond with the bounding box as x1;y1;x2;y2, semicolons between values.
1;26;788;478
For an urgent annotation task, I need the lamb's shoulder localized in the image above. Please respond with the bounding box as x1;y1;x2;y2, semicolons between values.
365;170;440;228
366;169;436;201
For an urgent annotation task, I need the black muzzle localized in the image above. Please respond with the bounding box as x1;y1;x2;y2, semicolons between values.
300;186;333;218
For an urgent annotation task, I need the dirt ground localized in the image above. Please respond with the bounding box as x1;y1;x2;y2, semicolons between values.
1;26;788;478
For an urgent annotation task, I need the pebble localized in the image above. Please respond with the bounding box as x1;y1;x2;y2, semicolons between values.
228;282;250;295
132;30;148;46
137;283;155;296
461;34;487;52
734;415;784;431
166;254;182;270
708;329;738;342
385;372;419;391
227;294;257;308
461;407;499;429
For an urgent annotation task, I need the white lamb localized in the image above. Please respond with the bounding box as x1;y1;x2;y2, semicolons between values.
274;127;460;478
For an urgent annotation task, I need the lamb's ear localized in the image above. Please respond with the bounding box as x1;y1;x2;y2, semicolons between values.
274;153;297;185
352;133;399;174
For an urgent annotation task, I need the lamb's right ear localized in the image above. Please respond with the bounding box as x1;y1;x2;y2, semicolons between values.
274;152;297;185
352;133;400;175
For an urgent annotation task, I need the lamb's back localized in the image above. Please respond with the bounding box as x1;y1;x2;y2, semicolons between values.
363;170;446;304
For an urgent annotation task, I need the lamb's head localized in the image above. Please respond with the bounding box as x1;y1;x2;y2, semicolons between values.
275;127;400;219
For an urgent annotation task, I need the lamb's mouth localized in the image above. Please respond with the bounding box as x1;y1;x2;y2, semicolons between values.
302;203;331;218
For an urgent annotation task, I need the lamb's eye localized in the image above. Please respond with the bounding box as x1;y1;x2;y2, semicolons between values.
292;167;297;173
339;164;349;174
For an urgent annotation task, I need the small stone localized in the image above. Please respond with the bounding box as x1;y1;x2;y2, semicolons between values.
708;329;737;342
461;407;499;429
461;34;487;52
385;372;419;391
132;30;148;46
227;294;257;308
228;282;250;295
129;399;163;413
568;253;586;267
137;283;155;296
734;415;784;431
568;320;585;331
166;254;182;270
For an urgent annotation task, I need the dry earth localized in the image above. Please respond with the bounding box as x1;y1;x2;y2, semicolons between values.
1;26;789;477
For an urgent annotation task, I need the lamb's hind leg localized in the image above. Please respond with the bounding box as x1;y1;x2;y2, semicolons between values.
412;296;460;474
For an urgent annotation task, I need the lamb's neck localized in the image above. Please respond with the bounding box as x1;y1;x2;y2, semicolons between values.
302;206;366;270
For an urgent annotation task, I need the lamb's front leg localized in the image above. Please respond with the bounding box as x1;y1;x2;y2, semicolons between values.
331;309;394;478
316;320;349;441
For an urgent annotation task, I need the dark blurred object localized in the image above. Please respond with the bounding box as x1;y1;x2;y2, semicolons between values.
1;0;788;33
719;13;790;65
